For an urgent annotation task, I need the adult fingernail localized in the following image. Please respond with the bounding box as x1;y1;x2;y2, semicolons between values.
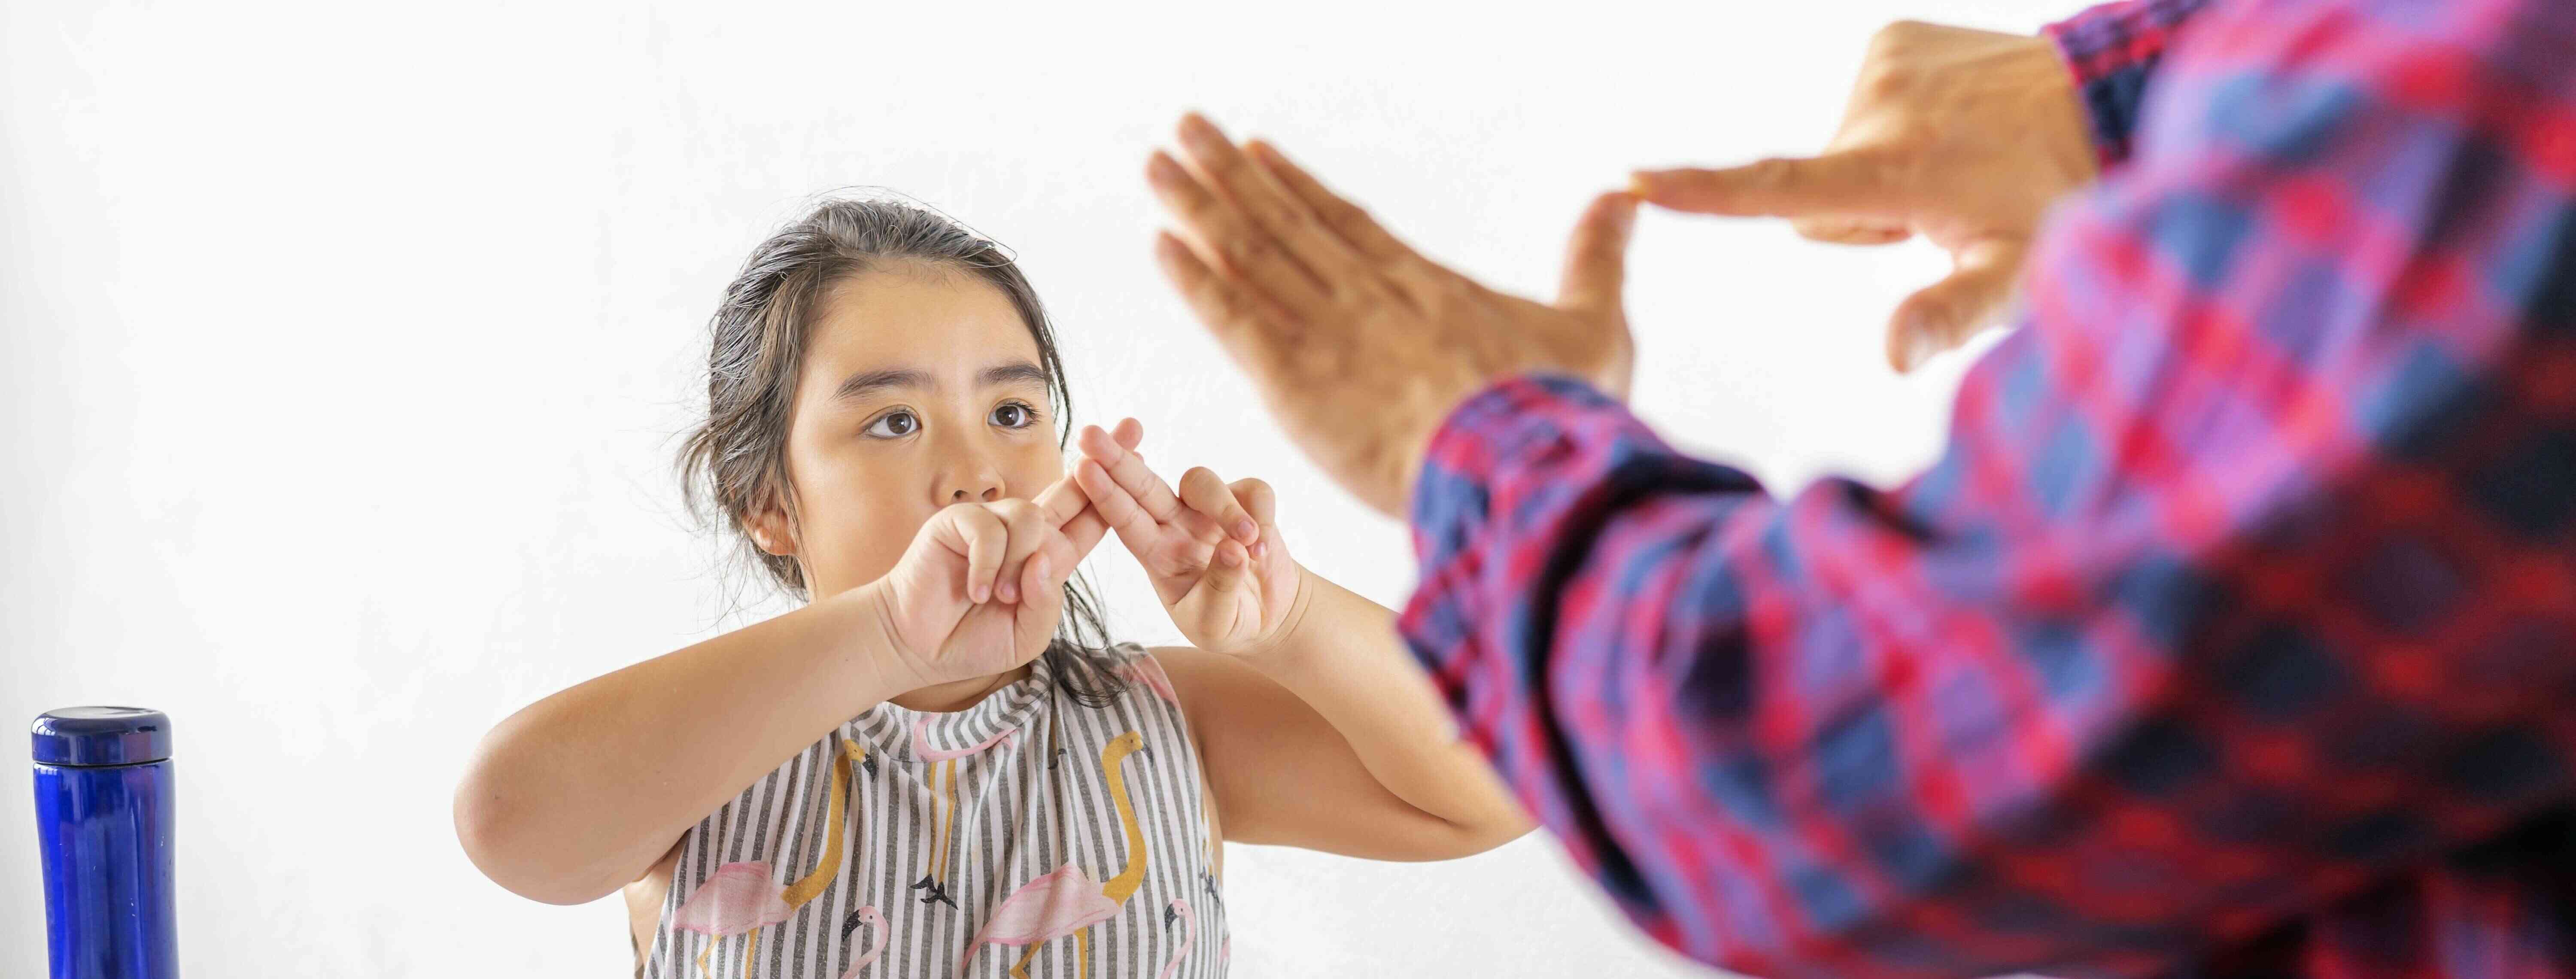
1147;152;1184;185
1179;115;1222;153
1032;556;1051;586
1252;541;1269;562
1233;518;1258;541
997;575;1019;604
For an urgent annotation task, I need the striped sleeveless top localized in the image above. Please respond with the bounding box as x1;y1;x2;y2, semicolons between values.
641;649;1231;979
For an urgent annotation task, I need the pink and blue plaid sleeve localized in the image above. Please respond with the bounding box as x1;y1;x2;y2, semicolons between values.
1399;0;2576;976
2045;0;2215;168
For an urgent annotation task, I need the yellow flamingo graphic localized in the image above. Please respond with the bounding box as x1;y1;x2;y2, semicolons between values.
913;718;1014;909
975;730;1148;979
681;739;873;979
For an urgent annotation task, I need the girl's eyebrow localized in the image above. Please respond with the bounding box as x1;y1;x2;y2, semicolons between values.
829;362;1050;404
830;368;933;403
980;361;1051;388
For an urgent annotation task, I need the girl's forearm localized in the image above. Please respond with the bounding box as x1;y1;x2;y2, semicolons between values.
453;584;914;905
1244;569;1533;845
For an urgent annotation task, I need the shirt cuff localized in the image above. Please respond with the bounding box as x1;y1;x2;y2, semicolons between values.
2043;0;2213;169
1394;373;1648;736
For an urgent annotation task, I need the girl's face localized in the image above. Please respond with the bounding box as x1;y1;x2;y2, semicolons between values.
766;265;1063;599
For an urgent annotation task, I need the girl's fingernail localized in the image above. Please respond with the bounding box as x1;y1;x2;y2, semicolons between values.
1233;519;1258;541
997;577;1018;604
1031;556;1051;586
1252;541;1268;561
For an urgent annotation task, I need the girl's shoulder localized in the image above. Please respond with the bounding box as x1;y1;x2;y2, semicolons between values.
1127;645;1273;737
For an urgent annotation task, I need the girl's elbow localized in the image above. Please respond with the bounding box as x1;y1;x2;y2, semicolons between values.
453;775;617;906
1455;815;1538;857
1411;812;1536;860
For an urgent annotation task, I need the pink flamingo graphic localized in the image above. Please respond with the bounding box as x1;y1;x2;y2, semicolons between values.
958;862;1122;978
837;906;887;979
961;731;1151;978
671;861;793;978
1113;658;1178;704
1157;899;1196;979
674;740;878;978
910;715;1016;761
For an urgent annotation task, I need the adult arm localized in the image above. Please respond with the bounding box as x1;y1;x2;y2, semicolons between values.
1402;0;2576;974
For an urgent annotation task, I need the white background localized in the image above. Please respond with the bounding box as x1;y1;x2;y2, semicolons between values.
3;1;2063;975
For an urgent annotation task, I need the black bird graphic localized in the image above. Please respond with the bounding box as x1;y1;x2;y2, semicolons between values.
910;874;959;909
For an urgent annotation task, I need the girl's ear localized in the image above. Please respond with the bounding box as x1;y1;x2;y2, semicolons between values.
746;502;799;558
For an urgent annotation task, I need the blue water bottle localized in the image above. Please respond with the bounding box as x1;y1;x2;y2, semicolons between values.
31;707;179;979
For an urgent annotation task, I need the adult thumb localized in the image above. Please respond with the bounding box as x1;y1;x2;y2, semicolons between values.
1888;237;2028;373
1558;191;1639;316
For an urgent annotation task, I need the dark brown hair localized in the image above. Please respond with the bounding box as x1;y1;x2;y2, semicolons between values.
677;194;1128;705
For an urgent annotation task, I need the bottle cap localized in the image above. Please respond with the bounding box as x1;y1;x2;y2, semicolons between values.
31;707;172;766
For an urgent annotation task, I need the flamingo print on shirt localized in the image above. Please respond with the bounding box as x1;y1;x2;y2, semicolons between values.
671;739;878;978
911;716;1016;910
644;651;1225;977
963;730;1150;979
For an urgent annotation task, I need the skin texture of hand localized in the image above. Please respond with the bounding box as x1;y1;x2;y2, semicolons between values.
1631;21;2098;372
867;469;1109;689
1072;417;1311;660
1145;112;1640;517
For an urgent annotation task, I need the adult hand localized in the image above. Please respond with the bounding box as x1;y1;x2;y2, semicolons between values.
1145;112;1639;517
1630;21;2097;372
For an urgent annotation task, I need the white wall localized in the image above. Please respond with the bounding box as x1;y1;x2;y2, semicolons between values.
1;0;2068;974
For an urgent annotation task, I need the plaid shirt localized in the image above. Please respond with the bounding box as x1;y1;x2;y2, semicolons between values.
1397;0;2576;976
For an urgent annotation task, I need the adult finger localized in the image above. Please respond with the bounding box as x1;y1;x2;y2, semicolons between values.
1078;424;1185;525
1178;466;1259;545
1148;149;1332;317
1558;191;1640;318
1630;149;1912;222
1244;140;1440;279
1792;215;1913;246
1154;230;1297;372
1173;113;1381;299
1888;236;2029;374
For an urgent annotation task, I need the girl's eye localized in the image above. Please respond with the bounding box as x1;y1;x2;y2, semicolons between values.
865;411;919;438
991;402;1037;429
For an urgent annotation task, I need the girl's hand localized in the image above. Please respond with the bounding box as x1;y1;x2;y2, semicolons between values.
1073;419;1307;660
866;472;1109;689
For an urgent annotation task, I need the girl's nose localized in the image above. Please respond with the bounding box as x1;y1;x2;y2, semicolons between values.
945;481;1001;504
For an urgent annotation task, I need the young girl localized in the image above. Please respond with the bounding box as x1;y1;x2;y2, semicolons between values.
452;197;1531;978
